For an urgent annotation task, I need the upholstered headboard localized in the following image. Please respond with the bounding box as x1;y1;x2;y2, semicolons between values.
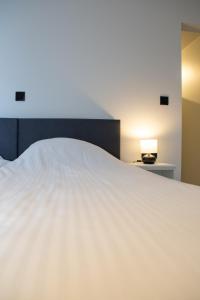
0;118;120;160
0;119;18;160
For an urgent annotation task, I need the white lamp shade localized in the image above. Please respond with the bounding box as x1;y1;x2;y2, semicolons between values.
140;139;158;154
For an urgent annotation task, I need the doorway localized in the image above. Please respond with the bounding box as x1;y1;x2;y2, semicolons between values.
181;23;200;186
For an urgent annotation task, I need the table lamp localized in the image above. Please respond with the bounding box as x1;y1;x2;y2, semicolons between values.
140;139;158;164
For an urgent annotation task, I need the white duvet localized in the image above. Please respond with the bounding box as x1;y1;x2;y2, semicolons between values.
0;138;200;300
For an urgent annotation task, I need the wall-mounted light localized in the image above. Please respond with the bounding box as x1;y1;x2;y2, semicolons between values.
140;139;158;164
182;65;194;85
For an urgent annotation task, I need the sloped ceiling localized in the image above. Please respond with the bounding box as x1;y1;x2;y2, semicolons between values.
182;31;200;49
182;23;200;33
182;23;200;49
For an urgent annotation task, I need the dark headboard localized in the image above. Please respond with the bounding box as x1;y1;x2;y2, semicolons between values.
0;118;120;160
0;119;18;160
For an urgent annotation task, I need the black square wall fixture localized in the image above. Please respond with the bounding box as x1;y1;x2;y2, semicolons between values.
160;96;169;105
16;91;25;101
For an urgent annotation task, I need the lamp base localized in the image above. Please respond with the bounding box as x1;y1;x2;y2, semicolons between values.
142;153;157;164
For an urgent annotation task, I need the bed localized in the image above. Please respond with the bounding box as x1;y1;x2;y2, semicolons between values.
0;118;200;300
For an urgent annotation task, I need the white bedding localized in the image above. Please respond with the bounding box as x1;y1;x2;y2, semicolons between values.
0;156;9;167
0;138;200;300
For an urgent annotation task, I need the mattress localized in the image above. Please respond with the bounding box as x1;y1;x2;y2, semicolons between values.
0;138;200;300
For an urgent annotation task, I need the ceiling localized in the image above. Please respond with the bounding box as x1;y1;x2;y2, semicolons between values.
182;31;200;50
182;23;200;33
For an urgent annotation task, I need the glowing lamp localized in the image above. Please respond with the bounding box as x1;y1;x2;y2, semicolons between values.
140;139;158;164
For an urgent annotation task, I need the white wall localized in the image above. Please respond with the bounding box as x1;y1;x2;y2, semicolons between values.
0;0;200;179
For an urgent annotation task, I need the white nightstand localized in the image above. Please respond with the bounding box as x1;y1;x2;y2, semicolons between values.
131;162;176;179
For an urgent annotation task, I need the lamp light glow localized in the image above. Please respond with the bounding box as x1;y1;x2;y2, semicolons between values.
140;139;158;154
182;65;194;85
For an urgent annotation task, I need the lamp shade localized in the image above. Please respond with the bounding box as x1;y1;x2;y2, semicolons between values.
140;139;158;154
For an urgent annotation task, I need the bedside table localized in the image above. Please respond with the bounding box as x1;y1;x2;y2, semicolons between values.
131;162;176;179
